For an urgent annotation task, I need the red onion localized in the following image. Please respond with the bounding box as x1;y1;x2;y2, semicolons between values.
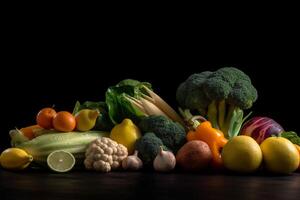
240;117;284;144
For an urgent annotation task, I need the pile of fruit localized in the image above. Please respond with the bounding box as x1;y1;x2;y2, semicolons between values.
1;67;300;174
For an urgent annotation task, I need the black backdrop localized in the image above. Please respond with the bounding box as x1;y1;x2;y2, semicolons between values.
1;16;299;151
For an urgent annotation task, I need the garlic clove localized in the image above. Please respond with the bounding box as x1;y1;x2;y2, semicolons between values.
153;146;176;172
122;150;143;171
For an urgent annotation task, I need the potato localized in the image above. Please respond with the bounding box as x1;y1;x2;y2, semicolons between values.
176;140;212;171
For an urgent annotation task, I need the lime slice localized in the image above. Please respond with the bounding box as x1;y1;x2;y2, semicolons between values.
47;150;75;173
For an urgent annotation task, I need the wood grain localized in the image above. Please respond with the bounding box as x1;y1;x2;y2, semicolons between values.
1;169;300;200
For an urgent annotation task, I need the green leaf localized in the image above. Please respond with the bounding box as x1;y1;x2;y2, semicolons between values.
281;131;300;145
72;101;81;115
116;79;141;87
105;79;152;124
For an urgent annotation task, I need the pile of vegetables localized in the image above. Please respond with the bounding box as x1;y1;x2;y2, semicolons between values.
1;66;299;175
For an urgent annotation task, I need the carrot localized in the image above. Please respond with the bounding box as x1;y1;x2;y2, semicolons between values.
19;125;43;139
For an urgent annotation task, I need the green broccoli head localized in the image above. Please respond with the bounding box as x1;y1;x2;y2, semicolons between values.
135;132;167;166
176;67;258;139
139;115;186;153
204;67;257;109
176;72;212;114
177;67;257;110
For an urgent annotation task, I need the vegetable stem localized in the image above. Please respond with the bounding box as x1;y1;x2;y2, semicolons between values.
223;104;235;138
227;108;251;139
218;100;226;133
178;108;205;130
207;101;219;129
142;86;184;125
140;97;169;117
227;108;243;138
141;93;155;103
124;95;148;115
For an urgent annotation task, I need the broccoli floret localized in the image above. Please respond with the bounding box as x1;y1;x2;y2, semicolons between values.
205;68;257;109
139;115;186;153
227;80;258;109
135;132;168;166
176;67;257;139
176;72;212;115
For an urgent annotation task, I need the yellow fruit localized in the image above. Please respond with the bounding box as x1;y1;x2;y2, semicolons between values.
294;144;300;170
110;119;141;154
0;148;33;170
222;135;262;173
260;137;299;174
75;109;99;131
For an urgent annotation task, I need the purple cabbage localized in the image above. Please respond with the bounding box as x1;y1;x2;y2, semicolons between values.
240;117;284;144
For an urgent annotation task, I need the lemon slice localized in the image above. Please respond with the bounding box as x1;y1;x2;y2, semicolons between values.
47;150;75;173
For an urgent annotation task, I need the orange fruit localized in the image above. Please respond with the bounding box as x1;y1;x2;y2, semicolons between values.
36;108;57;129
52;111;76;132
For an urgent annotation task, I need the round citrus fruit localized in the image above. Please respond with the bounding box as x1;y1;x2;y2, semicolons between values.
222;135;262;173
47;150;75;173
260;137;299;174
36;108;57;129
52;111;76;132
294;144;300;171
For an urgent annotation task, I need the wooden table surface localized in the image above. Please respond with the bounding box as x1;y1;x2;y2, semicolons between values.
1;169;300;200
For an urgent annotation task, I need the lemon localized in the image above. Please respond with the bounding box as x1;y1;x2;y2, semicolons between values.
260;137;299;174
110;118;141;154
0;148;33;170
222;136;262;173
47;150;75;173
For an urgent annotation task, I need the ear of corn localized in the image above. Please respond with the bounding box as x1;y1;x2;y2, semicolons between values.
9;129;109;164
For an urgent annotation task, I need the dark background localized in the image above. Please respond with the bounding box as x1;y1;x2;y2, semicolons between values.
1;7;300;200
1;10;299;152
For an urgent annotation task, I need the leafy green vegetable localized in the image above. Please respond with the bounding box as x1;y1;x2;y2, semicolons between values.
105;79;152;124
281;131;300;146
72;101;114;131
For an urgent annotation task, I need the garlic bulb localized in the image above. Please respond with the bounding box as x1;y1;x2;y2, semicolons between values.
153;147;176;172
122;150;143;171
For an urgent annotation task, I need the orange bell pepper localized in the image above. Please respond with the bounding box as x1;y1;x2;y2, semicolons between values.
187;121;228;168
180;108;228;168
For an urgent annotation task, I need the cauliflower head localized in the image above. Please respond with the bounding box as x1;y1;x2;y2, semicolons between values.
84;137;128;172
